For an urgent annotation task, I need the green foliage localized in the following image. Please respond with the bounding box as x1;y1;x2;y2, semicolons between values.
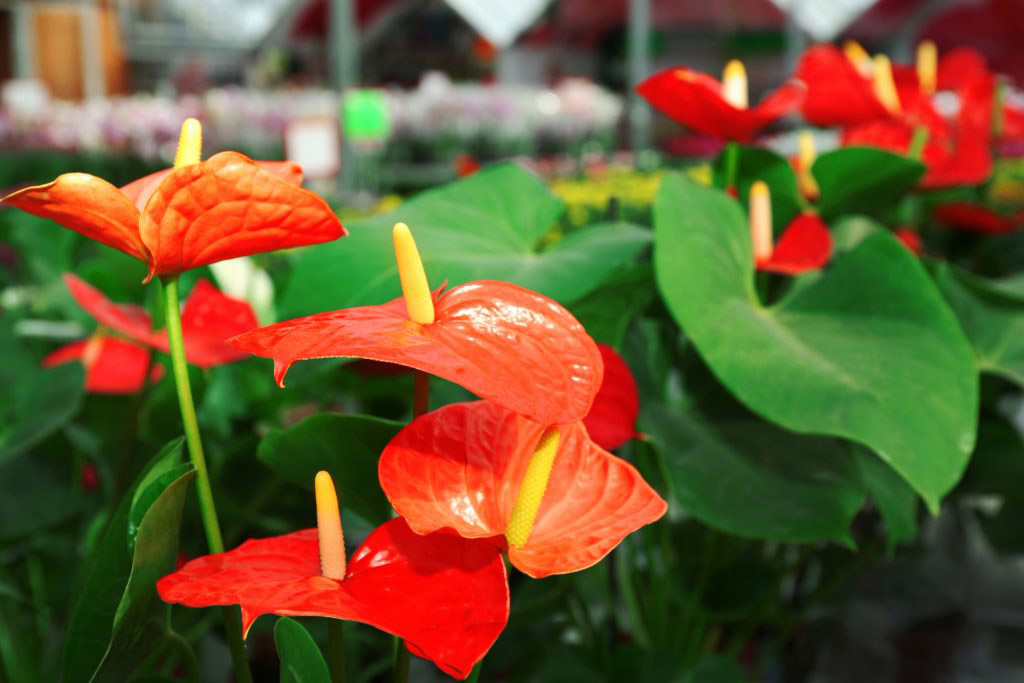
653;173;977;511
280;163;651;316
275;618;332;683
813;147;926;221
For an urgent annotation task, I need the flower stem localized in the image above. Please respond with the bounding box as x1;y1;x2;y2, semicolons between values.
392;639;410;683
723;141;740;192
328;620;346;683
467;661;483;682
162;276;253;683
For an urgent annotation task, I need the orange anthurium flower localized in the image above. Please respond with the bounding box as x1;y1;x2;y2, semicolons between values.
228;224;603;426
64;274;258;368
583;344;639;452
1;119;345;282
378;401;667;579
44;335;163;394
636;60;804;143
748;182;832;276
158;472;509;680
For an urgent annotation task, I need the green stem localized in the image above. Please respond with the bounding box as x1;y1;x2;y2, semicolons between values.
392;640;410;683
908;126;929;160
328;620;346;683
723;141;740;192
467;661;483;683
161;277;253;683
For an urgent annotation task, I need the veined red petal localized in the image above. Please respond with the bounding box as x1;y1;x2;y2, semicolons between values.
138;151;344;280
157;518;509;680
378;401;667;578
43;337;161;393
1;174;147;262
583;345;639;451
797;45;890;127
228;281;603;425
148;279;259;368
756;213;832;276
121;161;304;211
64;274;154;343
636;68;802;143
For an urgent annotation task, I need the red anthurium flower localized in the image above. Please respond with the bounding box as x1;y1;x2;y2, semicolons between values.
1;119;345;282
44;334;163;394
895;229;923;255
158;472;509;680
228;223;603;426
636;60;804;143
583;345;639;451
64;274;258;369
933;201;1021;235
378;400;667;579
937;47;989;91
80;461;99;491
798;44;891;127
748;182;831;276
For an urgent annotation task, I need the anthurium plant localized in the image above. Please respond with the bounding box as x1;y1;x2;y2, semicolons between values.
3;41;1024;683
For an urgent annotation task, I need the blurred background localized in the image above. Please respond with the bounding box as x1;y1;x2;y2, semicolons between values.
1;0;1022;209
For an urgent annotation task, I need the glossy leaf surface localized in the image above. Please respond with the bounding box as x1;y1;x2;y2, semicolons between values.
231;281;603;425
936;264;1024;387
636;68;804;142
583;344;639;451
62;440;188;683
378;401;667;578
257;413;401;525
275;618;331;683
812;148;925;221
158;518;509;680
644;403;864;544
0;362;84;464
653;174;977;510
280;164;651;317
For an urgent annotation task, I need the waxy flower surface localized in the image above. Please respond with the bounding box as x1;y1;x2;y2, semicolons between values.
158;472;509;680
378;400;667;579
229;224;603;425
1;119;345;281
65;274;258;368
748;182;832;276
583;344;639;452
637;60;804;143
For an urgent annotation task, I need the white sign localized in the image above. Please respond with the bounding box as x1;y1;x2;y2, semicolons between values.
284;116;341;180
443;0;551;49
768;0;880;41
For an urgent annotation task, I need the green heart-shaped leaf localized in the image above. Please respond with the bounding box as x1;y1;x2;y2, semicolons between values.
653;174;977;511
275;618;331;683
813;147;925;221
857;451;918;548
712;145;803;230
644;403;864;544
257;413;401;525
934;264;1024;387
62;439;191;683
280;163;651;317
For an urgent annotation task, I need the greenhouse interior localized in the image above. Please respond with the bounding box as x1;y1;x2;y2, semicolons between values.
3;0;1024;681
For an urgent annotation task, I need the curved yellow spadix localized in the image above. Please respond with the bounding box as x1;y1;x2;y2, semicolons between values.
392;223;435;325
315;470;346;579
843;40;872;77
174;117;203;169
749;180;773;262
722;59;748;109
506;428;561;549
917;41;937;95
797;131;820;199
872;54;902;114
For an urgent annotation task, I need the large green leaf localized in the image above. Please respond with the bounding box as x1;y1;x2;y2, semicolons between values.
813;147;925;221
0;362;84;464
275;618;331;683
857;451;918;548
257;413;401;525
644;403;864;544
280;164;651;317
934;264;1024;386
653;174;977;511
568;263;655;346
62;439;190;683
